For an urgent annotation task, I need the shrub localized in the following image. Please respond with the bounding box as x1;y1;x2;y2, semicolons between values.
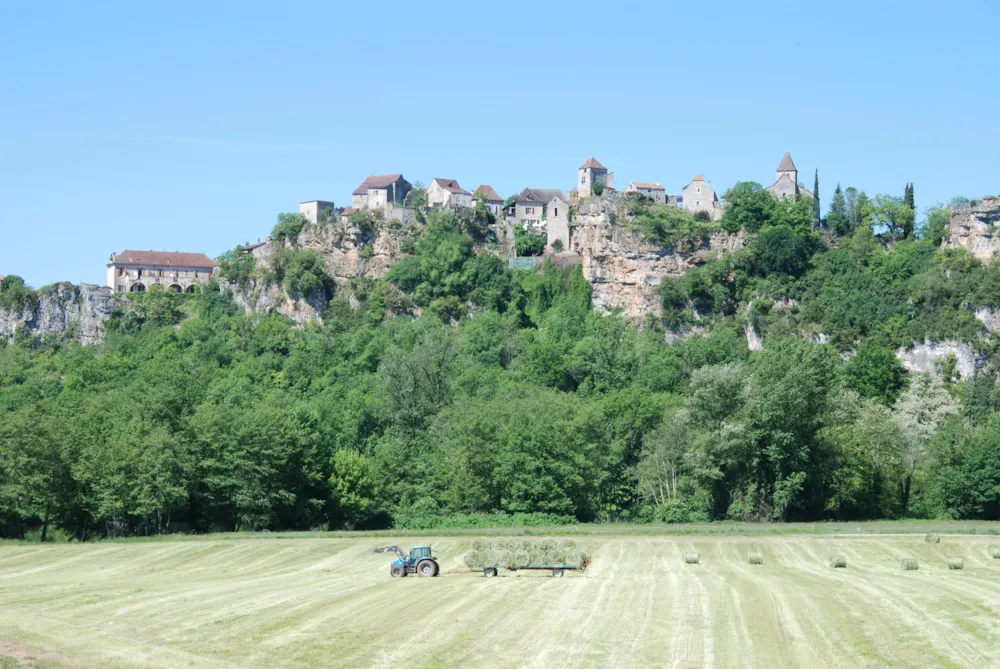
551;239;564;253
0;275;36;312
271;212;308;242
592;182;605;197
274;248;334;298
514;226;547;257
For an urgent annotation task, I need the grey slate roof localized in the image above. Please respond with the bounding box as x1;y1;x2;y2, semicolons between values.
517;188;566;204
777;152;797;173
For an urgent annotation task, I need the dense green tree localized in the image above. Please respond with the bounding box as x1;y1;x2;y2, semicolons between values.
843;341;908;406
827;184;850;235
813;169;821;225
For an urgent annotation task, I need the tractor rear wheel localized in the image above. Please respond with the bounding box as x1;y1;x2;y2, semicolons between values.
391;564;405;578
417;559;438;577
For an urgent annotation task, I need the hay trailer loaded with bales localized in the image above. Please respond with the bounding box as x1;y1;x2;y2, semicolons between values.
373;544;440;577
466;537;591;577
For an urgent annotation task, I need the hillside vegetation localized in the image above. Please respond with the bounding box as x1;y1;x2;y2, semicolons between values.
2;191;1000;539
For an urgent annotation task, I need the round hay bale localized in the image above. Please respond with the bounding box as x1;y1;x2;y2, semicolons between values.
472;538;490;553
514;550;530;568
947;558;964;570
499;550;515;569
543;550;560;566
748;553;764;565
539;538;557;552
559;539;577;554
489;537;505;552
925;533;941;544
901;558;920;571
990;547;1000;560
684;552;700;565
829;556;847;568
465;550;482;568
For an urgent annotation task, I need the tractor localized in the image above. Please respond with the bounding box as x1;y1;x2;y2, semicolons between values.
373;544;440;577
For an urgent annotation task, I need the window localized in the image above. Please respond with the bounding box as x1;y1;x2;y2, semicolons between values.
554;208;558;216
696;201;701;206
117;286;123;293
697;188;701;193
581;176;585;184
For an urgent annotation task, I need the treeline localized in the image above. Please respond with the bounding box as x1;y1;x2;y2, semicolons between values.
2;199;999;539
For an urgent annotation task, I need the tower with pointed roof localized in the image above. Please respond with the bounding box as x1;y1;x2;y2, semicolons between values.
765;152;813;200
578;157;614;198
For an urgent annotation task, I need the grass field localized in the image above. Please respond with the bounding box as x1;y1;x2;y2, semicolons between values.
2;528;1000;668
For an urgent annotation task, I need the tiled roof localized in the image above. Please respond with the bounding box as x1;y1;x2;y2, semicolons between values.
518;188;566;204
473;184;503;202
692;174;705;181
777;151;797;172
352;174;404;195
629;182;665;190
431;178;471;195
579;157;606;170
341;206;359;216
112;250;217;268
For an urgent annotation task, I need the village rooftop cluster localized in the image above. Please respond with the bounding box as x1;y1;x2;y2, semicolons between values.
103;152;810;294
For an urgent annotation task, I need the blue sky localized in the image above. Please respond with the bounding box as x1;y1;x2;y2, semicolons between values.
2;0;998;287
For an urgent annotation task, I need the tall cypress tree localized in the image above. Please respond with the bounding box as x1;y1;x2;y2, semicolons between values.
813;169;821;226
904;182;915;211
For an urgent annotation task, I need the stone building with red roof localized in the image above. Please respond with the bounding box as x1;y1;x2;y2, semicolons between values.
107;250;217;293
577;157;615;198
427;178;473;210
351;174;412;211
473;184;504;216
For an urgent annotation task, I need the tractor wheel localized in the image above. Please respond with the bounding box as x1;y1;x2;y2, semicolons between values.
391;564;405;578
552;568;565;578
484;567;497;578
417;560;438;577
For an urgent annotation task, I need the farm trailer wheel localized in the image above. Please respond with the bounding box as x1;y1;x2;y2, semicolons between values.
390;564;406;578
552;568;565;578
483;567;498;578
417;560;439;577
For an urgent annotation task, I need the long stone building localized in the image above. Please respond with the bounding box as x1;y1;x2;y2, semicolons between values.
107;250;217;293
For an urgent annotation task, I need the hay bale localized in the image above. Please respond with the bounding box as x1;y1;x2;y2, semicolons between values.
514;550;530;568
748;553;764;565
499;550;515;569
901;558;919;571
465;550;482;568
559;539;577;554
947;558;964;570
925;534;941;544
539;538;557;552
991;547;1000;560
684;552;700;565
472;538;490;553
489;537;505;552
830;556;847;568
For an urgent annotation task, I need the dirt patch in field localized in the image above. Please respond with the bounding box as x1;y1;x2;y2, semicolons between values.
0;638;60;666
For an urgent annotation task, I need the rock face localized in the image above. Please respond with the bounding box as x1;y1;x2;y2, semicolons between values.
895;340;985;379
288;221;411;286
943;196;1000;262
570;194;747;321
0;283;117;345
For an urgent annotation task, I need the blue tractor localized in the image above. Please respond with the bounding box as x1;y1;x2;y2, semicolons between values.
373;544;440;578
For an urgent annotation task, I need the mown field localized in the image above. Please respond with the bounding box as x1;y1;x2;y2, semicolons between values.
2;529;1000;668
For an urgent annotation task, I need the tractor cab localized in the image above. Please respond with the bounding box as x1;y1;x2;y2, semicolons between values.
409;546;432;563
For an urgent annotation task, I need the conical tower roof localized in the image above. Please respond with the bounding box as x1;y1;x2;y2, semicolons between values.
777;151;797;172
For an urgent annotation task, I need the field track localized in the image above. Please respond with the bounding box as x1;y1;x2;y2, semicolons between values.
2;533;1000;668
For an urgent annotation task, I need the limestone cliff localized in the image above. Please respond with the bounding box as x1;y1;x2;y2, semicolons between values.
943;196;1000;262
570;194;748;320
0;283;118;345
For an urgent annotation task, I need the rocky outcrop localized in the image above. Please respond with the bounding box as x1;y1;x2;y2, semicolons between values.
895;339;986;379
570;194;747;321
0;283;117;345
282;220;413;286
943;196;1000;262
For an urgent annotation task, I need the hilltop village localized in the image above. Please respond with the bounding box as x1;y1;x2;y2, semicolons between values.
102;152;810;296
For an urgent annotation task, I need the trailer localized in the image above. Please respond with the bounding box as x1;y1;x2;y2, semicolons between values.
465;554;591;578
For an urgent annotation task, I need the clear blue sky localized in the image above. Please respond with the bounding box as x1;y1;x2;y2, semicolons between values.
2;1;998;287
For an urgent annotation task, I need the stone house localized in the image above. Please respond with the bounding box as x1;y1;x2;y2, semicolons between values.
508;188;567;231
351;174;412;211
473;185;505;216
681;175;723;220
578;157;614;197
625;182;666;205
545;194;571;251
765;152;813;200
107;250;217;293
299;200;335;224
427;178;473;209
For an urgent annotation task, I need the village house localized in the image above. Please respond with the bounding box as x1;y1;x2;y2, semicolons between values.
426;178;473;209
508;188;567;231
625;182;667;205
299;200;335;224
473;185;505;216
765;152;813;200
351;174;412;211
578;157;615;197
681;174;723;220
107;250;217;293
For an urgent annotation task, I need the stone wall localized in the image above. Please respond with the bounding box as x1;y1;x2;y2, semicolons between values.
943;196;1000;262
0;283;118;345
